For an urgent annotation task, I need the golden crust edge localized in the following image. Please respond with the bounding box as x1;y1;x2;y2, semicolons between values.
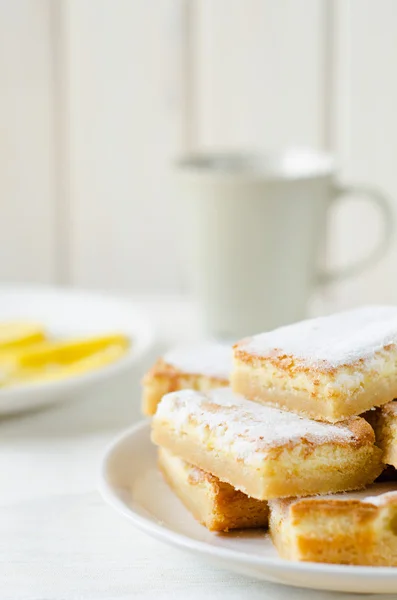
233;341;397;375
142;358;229;416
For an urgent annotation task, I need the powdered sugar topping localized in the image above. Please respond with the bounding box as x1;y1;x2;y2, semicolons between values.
155;388;355;460
164;342;231;380
239;306;397;368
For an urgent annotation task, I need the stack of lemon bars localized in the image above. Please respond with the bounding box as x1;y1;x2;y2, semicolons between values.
142;306;397;566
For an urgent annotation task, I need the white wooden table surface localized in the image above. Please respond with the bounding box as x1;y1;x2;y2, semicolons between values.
0;297;389;600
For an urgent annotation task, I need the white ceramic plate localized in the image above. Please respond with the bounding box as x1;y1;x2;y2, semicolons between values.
99;421;397;595
0;284;154;415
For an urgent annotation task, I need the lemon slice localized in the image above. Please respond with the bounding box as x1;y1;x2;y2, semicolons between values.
0;322;46;350
14;334;129;367
1;334;129;386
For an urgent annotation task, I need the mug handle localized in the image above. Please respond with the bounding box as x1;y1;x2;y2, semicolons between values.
319;184;394;284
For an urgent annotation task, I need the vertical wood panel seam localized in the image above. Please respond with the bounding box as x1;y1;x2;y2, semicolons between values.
338;0;352;164
322;0;335;151
50;0;71;284
321;0;353;312
318;0;338;310
181;0;196;151
328;0;352;161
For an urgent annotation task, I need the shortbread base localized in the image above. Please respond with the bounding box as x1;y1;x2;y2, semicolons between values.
158;448;268;531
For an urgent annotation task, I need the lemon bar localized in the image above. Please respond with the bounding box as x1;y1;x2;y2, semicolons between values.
151;388;382;500
158;447;268;531
142;342;230;416
269;483;397;565
366;401;397;468
232;306;397;422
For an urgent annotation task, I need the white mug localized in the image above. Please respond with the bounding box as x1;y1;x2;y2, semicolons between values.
175;149;393;339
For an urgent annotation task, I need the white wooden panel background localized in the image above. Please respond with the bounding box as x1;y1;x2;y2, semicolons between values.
330;0;397;309
0;0;56;282
194;0;327;150
0;0;396;307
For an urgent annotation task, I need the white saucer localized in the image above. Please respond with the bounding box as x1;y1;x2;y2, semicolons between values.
99;421;397;594
0;284;154;415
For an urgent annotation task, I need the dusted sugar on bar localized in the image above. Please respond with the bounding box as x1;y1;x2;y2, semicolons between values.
232;306;397;422
158;447;268;532
151;388;382;500
269;483;397;566
142;342;231;416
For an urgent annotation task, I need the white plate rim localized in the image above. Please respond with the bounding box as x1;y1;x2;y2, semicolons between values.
0;283;154;405
99;421;397;585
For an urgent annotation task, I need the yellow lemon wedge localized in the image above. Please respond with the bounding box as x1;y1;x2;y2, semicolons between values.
0;334;129;387
0;321;46;351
